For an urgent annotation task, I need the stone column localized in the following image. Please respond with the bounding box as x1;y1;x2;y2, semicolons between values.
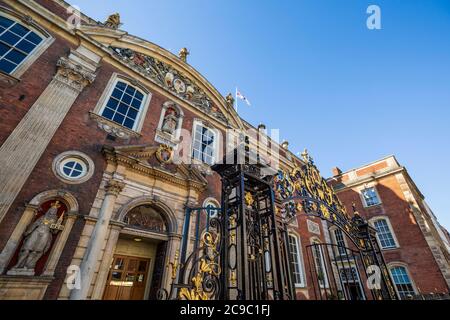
90;223;124;300
0;47;99;224
0;204;38;273
70;179;125;300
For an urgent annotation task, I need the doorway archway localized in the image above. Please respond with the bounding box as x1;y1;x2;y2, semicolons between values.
103;200;175;300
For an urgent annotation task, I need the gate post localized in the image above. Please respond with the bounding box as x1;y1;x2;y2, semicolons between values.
212;148;293;300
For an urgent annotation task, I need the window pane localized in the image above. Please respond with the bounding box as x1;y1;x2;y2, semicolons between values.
127;108;138;120
106;98;119;109
4;49;26;64
10;23;29;37
117;102;128;115
15;39;35;54
0;16;13;29
111;88;123;99
131;98;142;109
102;107;114;120
125;85;136;96
123;118;134;129
374;219;396;249
122;93;132;105
362;187;380;206
0;59;16;73
113;113;125;125
0;31;20;46
25;32;42;45
135;91;144;101
103;81;143;129
390;267;415;299
289;235;303;285
0;42;9;56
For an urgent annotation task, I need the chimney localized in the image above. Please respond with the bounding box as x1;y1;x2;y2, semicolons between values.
332;167;342;176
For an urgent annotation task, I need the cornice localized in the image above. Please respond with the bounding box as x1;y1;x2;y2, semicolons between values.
103;147;207;193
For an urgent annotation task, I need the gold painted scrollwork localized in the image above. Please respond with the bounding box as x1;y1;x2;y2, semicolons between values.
178;232;221;301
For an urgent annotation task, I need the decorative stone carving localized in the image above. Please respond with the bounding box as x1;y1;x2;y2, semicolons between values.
161;107;178;135
103;13;121;29
89;112;140;139
105;179;125;196
225;93;235;109
55;57;96;92
178;47;189;62
156;144;173;165
109;46;228;124
7;201;65;276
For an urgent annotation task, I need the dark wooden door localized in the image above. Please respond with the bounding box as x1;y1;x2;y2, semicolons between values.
103;255;150;300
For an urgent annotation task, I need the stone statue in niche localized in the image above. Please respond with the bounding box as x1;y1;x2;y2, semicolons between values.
161;107;178;135
8;201;65;276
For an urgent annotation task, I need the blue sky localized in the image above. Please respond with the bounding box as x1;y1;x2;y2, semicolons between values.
69;0;450;229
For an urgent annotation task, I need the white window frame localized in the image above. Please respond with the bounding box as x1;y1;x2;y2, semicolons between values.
288;233;306;288
330;227;348;257
93;73;152;133
370;216;399;250
52;151;95;184
388;263;417;299
359;184;382;208
311;238;329;288
203;197;220;219
0;9;54;78
191;119;219;166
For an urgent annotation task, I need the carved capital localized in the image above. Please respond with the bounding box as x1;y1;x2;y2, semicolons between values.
54;57;96;92
105;179;125;196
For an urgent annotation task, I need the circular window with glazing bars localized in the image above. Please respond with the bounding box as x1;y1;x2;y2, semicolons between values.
53;151;95;184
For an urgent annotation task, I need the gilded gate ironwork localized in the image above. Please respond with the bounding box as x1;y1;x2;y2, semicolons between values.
212;149;290;300
274;150;398;300
159;147;398;300
158;206;223;300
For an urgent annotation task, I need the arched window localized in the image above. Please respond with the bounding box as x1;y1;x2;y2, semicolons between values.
0;14;45;74
372;217;398;249
389;265;416;299
288;234;305;287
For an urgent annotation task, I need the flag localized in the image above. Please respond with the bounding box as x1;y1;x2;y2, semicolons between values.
236;89;251;106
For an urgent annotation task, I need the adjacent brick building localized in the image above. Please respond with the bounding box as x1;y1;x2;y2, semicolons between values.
328;156;450;298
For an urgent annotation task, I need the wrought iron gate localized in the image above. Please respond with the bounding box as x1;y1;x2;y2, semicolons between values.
159;148;398;300
275;150;398;300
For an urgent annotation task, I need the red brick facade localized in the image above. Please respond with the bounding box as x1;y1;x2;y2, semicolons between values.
0;0;448;300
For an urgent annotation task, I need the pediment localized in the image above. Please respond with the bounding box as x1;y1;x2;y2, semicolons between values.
77;26;244;130
103;144;208;191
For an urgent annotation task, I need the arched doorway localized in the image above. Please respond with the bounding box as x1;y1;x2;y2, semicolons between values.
103;204;170;300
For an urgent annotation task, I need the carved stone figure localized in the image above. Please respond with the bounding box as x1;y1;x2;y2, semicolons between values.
8;201;64;275
104;13;121;29
225;93;234;108
179;47;189;62
161;108;178;135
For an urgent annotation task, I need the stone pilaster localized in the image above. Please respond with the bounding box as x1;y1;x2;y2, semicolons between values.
70;179;125;300
0;47;99;224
